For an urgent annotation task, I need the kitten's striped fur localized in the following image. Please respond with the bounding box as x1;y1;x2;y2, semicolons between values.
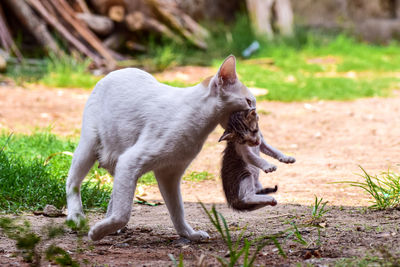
220;109;278;211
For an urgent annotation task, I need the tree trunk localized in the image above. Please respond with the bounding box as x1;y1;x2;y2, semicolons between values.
246;0;274;39
0;4;22;59
246;0;294;39
76;13;114;36
3;0;61;55
274;0;294;37
27;0;104;66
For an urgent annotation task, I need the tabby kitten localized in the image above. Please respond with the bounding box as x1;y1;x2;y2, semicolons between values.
219;109;295;211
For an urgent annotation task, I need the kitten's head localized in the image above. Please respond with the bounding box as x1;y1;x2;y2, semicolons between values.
218;108;261;146
203;55;256;114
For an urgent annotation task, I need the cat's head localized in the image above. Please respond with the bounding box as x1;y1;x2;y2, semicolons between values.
218;108;261;146
203;55;256;115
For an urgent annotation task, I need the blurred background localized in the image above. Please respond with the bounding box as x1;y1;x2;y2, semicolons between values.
1;3;400;265
1;0;400;83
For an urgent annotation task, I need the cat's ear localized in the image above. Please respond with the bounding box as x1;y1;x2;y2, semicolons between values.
218;131;235;142
217;55;237;85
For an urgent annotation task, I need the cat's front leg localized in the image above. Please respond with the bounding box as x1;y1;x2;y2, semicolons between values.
154;166;209;241
260;136;296;164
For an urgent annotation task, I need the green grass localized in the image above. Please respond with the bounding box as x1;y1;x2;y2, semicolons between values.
200;203;274;266
6;14;400;100
6;54;101;89
0;217;81;266
0;132;112;213
335;247;400;266
157;31;400;101
0;131;216;214
336;167;400;210
183;171;214;182
0;132;164;213
311;196;329;220
152;18;400;101
39;54;101;89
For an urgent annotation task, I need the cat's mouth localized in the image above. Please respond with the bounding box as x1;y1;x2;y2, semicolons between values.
248;140;261;146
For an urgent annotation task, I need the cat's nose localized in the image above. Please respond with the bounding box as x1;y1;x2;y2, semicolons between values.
251;139;260;146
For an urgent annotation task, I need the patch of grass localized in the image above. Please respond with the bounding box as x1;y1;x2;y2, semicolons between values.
336;167;400;210
150;17;400;102
335;247;400;267
0;217;80;266
161;80;196;87
200;203;282;266
211;61;397;102
39;54;100;89
0;132;112;213
227;32;400;101
311;196;329;220
168;253;184;267
138;172;157;186
0;132;162;213
183;171;214;182
6;54;100;89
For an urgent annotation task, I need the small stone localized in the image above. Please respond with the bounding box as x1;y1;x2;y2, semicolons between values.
43;205;65;217
115;243;129;248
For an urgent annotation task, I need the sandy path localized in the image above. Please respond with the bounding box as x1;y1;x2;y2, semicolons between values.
1;83;399;207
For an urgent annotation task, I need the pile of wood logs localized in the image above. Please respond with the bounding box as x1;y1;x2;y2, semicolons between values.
0;0;210;70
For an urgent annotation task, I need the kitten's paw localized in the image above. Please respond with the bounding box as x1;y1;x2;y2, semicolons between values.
269;197;278;206
279;156;296;164
263;164;277;173
181;230;209;241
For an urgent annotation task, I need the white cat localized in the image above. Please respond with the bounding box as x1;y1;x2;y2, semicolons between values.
66;55;257;241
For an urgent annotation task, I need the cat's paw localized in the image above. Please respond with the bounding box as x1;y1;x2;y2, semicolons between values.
66;211;86;226
279;156;296;164
88;227;102;241
263;164;277;173
181;230;210;241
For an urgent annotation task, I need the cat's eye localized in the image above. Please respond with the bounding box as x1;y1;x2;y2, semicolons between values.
246;98;252;106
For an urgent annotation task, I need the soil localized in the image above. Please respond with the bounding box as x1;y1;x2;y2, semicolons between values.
1;69;400;266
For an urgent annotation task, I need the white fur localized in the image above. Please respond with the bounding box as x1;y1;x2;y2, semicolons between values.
66;56;255;241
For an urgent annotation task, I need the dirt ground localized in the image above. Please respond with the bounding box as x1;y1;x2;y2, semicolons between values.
1;71;400;266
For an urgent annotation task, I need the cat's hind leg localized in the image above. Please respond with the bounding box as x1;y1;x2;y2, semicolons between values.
66;136;97;224
155;166;209;241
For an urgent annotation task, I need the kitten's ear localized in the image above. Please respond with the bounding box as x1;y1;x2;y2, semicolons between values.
217;55;237;85
247;108;257;119
218;131;234;142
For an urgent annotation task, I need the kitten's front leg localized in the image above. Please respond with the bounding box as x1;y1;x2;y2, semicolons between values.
260;137;296;164
240;146;277;173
